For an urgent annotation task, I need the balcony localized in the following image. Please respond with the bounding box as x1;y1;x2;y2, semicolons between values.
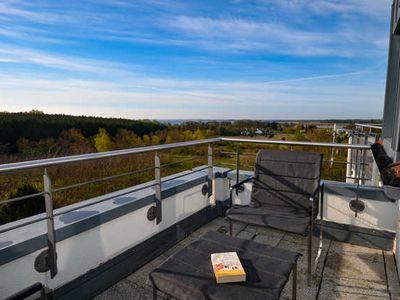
0;137;399;299
96;217;399;299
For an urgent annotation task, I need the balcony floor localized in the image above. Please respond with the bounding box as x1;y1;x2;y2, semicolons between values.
95;217;400;300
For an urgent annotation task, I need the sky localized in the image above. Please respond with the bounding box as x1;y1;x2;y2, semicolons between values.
0;0;393;120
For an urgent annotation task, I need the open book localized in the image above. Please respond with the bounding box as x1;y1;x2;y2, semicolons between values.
211;252;246;283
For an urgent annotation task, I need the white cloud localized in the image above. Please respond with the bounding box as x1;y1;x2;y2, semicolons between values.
0;0;391;57
0;44;142;75
257;0;391;18
0;65;385;119
158;12;390;56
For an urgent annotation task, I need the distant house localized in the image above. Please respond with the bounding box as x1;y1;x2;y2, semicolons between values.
240;129;251;136
255;128;263;135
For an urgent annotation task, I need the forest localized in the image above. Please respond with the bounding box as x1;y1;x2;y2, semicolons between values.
0;111;368;225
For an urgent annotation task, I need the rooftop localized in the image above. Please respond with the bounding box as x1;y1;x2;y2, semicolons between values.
96;217;400;300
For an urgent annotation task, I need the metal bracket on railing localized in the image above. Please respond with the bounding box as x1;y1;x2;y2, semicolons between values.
201;184;208;196
207;144;213;199
35;169;57;278
154;153;162;224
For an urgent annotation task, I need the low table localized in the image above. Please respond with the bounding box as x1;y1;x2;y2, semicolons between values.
149;231;300;300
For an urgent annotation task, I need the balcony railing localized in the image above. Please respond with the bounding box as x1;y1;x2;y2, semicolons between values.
0;137;372;279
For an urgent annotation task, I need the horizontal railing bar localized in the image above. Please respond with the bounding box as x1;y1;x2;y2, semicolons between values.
219;151;256;156
322;174;370;181
3;158;206;203
354;123;382;130
162;166;209;183
0;138;221;175
218;155;368;167
322;160;368;166
215;163;236;167
161;156;203;168
0;192;46;206
220;137;371;149
52;166;155;193
0;137;371;175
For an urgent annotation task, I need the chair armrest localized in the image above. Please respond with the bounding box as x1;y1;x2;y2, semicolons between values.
230;176;254;191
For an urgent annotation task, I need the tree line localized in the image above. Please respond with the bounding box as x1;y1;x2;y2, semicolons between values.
0;111;166;153
0;111;355;225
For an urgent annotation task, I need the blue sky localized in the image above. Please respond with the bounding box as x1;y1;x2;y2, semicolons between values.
0;0;393;119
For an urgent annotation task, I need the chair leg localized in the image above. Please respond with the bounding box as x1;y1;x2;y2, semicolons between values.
315;221;323;266
315;186;324;265
229;219;233;236
307;222;312;286
153;285;157;300
292;261;297;300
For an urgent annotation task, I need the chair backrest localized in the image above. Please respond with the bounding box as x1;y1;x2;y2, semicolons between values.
251;149;322;213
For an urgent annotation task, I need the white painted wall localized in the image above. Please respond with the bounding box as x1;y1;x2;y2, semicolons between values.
323;186;397;232
0;177;229;299
231;178;397;232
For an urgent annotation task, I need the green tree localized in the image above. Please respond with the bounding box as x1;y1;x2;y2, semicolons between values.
114;128;143;149
93;128;114;152
57;128;94;155
183;130;194;141
151;135;160;145
142;134;151;145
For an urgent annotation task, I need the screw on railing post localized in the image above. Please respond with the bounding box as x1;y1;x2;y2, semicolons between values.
43;168;57;278
154;152;162;224
207;144;213;199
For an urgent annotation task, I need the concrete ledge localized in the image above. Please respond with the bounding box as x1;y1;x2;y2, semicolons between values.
0;167;230;266
52;204;222;300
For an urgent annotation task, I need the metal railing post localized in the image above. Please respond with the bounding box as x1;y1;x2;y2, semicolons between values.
361;148;367;185
43;168;57;278
235;145;240;184
207;144;213;198
362;135;368;184
354;147;359;183
154;153;162;224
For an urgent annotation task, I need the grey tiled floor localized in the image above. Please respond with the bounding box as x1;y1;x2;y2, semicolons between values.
95;217;400;300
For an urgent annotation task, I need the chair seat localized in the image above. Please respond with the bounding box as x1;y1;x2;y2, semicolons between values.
149;231;300;300
226;205;311;235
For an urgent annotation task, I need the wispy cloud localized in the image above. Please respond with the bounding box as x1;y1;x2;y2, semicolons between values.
258;0;391;18
0;44;143;75
0;61;385;119
0;0;390;57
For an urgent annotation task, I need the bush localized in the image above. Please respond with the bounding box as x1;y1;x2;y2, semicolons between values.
0;185;45;225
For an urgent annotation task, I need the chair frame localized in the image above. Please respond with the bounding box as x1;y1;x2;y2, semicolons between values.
228;176;324;286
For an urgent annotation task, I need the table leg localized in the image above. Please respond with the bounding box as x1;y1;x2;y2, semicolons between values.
292;261;297;300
